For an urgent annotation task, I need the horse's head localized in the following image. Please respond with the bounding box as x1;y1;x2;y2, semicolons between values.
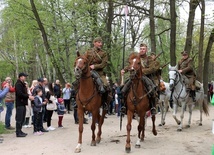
74;55;89;79
168;65;179;91
128;52;142;79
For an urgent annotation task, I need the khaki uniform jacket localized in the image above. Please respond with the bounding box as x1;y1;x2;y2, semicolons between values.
84;47;108;85
141;55;160;86
178;57;195;78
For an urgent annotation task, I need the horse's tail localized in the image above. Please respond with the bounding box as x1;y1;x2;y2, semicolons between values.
202;98;209;116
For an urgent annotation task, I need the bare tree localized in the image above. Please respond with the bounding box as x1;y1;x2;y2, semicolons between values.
170;0;176;66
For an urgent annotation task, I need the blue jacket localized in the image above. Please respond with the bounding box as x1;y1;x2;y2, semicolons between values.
0;87;9;112
33;96;44;112
57;103;65;115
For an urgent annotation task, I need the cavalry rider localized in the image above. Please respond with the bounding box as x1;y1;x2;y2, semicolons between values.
73;37;109;107
178;51;196;102
121;43;160;115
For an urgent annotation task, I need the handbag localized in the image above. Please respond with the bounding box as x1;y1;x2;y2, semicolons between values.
46;95;57;110
211;95;214;106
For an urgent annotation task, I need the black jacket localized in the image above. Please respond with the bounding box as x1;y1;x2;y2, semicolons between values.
15;79;29;107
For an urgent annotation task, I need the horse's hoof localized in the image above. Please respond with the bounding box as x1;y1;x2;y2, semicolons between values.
177;128;182;132
199;123;202;126
96;138;101;144
159;124;163;126
91;141;96;146
125;147;131;153
177;121;181;125
140;138;144;142
74;148;81;153
186;125;190;128
153;130;157;136
135;144;141;148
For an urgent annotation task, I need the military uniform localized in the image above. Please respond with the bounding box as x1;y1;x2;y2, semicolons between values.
178;51;196;101
178;56;196;90
84;47;108;86
141;55;160;87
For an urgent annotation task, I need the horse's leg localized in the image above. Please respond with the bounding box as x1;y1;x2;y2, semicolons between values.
96;107;107;144
90;111;98;146
187;102;194;128
135;113;145;148
199;99;203;126
75;109;84;153
151;113;157;136
125;110;133;153
177;102;186;131
172;103;181;125
159;100;165;126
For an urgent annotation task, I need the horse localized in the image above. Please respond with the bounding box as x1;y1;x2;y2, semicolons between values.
168;65;209;131
124;52;157;153
158;81;171;126
74;55;106;153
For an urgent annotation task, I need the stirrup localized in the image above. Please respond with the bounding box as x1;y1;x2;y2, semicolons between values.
99;86;105;94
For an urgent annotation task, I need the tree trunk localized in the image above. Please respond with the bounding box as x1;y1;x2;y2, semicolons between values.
29;0;65;84
184;0;199;53
197;0;205;82
149;0;156;53
170;0;176;66
203;28;214;95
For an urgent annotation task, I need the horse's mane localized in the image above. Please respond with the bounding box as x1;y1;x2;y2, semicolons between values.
128;52;140;61
74;55;89;67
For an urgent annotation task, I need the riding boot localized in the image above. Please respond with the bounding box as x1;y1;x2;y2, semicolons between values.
72;80;79;92
121;79;132;94
191;90;196;102
149;96;156;115
102;91;109;110
141;75;156;95
91;70;105;94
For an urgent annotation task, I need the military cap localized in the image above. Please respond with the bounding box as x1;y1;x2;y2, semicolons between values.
93;37;103;43
181;51;188;56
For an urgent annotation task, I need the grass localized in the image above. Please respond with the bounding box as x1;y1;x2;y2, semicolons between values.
0;122;12;134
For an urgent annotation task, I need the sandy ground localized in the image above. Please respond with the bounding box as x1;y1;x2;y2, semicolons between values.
0;105;214;155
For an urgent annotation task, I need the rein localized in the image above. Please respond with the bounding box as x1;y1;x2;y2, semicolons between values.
170;70;188;102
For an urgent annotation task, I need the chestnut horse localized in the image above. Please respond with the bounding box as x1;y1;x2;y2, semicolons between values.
124;53;157;153
74;55;106;153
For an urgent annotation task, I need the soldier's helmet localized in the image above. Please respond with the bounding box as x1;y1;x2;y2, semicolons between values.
93;37;103;43
181;51;188;56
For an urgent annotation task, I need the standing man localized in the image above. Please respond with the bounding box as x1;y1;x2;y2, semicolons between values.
178;51;196;102
15;73;34;137
54;80;61;98
4;77;16;130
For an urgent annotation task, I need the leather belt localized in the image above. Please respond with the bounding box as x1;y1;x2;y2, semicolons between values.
5;100;15;103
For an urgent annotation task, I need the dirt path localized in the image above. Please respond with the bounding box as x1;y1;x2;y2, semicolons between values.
0;105;214;155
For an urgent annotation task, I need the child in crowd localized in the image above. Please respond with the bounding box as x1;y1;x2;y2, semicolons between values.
33;89;47;135
57;98;66;128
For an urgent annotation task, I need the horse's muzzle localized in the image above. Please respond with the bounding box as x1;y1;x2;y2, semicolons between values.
74;67;82;79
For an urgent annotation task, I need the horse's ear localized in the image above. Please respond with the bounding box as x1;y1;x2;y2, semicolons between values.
175;65;178;70
76;50;80;57
168;64;171;69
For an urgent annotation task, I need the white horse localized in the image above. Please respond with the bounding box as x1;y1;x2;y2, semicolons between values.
168;65;209;131
158;81;171;126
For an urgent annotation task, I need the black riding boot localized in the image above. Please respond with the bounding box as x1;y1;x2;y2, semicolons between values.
91;70;105;94
191;90;196;102
102;91;109;110
149;96;156;115
121;79;132;94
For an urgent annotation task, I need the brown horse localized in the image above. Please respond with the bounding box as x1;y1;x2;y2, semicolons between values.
74;55;106;153
125;52;157;153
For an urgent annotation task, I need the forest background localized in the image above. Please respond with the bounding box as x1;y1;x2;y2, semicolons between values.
0;0;213;94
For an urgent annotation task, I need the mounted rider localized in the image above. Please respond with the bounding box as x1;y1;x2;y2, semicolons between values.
121;43;160;115
73;37;110;107
178;51;196;102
